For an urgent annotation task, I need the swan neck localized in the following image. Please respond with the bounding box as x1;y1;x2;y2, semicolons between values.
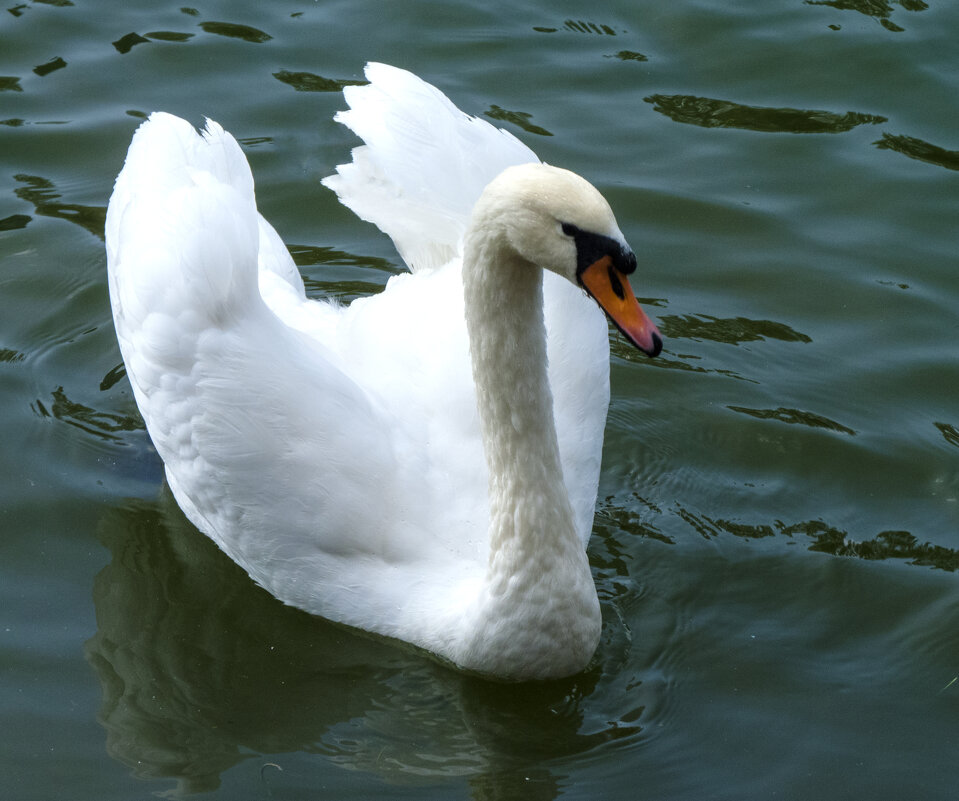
462;229;577;562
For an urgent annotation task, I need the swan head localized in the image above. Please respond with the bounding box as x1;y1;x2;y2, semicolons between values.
473;163;662;357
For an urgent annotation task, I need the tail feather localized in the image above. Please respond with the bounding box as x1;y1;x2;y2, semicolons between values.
106;113;263;348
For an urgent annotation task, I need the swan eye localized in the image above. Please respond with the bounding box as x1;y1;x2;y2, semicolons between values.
562;223;637;279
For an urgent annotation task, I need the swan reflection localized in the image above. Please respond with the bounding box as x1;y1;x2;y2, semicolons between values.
86;491;648;797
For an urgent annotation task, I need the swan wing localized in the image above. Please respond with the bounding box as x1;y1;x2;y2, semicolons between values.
105;113;449;626
322;62;538;273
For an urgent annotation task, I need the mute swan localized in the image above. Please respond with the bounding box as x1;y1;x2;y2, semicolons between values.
105;63;662;680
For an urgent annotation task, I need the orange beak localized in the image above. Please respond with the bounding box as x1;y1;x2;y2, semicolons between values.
579;256;662;357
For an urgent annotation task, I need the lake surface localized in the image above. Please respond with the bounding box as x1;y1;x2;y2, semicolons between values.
2;1;957;798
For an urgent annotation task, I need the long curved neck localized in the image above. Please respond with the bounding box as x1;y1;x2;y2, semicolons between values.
457;215;602;679
462;228;580;580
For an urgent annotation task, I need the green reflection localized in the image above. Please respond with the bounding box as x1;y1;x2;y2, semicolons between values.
644;505;959;572
0;348;25;363
236;135;272;147
564;19;618;35
13;174;106;239
287;243;397;272
33;386;143;440
804;526;959;571
112;32;149;54
198;21;272;43
659;313;811;345
273;70;365;93
484;105;552;137
874;133;959;171
612;50;648;62
33;57;66;77
145;31;194;42
292;244;399;301
805;0;929;33
935;422;959;448
0;213;30;230
727;405;856;435
8;0;73;19
645;94;886;134
595;494;674;546
99;363;126;392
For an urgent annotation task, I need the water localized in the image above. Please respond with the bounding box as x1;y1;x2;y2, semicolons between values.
2;1;957;798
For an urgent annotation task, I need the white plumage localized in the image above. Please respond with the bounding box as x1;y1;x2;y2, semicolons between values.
106;63;661;680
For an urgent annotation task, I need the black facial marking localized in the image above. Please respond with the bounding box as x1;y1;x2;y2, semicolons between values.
562;222;637;279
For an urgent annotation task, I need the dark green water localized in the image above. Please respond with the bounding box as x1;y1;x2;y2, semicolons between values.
2;1;957;798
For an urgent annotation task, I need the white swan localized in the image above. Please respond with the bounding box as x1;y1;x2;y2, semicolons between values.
105;63;662;680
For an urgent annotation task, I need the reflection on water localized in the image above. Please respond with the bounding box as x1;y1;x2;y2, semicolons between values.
33;57;67;77
99;363;127;392
108;11;274;56
610;50;649;62
0;347;26;363
273;70;366;93
803;524;959;570
596;495;674;546
0;213;30;230
290;244;402;302
874;132;959;171
598;494;959;571
935;422;959;448
112;32;149;55
563;19;619;36
32;385;143;441
198;21;272;43
484;106;553;137
13;174;106;239
727;405;856;436
609;311;811;379
86;496;658;797
806;0;929;33
658;313;811;345
144;31;195;43
645;94;887;134
288;244;398;273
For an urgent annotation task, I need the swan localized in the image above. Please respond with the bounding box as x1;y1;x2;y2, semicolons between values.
105;63;662;680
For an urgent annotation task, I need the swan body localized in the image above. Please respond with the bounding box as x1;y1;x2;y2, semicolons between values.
105;63;661;680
